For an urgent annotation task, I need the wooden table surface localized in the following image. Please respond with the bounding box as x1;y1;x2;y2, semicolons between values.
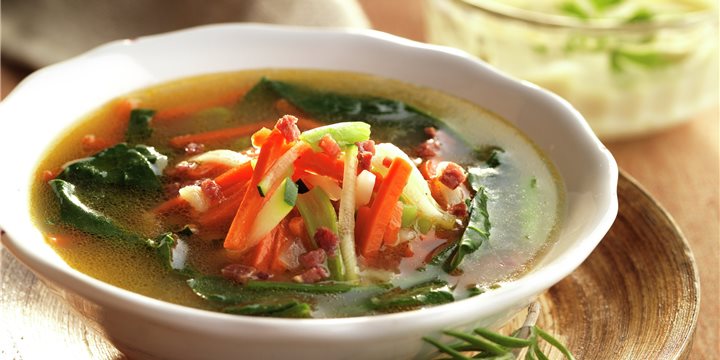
1;0;717;358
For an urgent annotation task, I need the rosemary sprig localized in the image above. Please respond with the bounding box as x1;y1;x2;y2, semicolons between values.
424;303;575;360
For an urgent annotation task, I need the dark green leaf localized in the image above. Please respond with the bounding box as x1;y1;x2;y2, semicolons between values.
223;301;312;318
244;280;356;294
57;143;166;191
445;187;490;272
473;328;533;348
187;276;309;305
144;232;197;277
262;78;444;146
473;146;504;168
423;336;472;360
370;279;454;311
443;330;508;355
534;326;576;360
125;109;155;143
48;179;145;243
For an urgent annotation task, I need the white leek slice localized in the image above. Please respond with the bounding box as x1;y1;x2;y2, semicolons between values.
178;185;210;213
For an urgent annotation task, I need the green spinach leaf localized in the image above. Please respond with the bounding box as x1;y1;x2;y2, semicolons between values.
49;179;145;243
445;186;491;272
144;231;197;277
258;78;444;146
369;279;454;312
125;109;155;144
57;143;166;190
223;301;312;318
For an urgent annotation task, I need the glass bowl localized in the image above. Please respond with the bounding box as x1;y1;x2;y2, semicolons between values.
424;0;719;140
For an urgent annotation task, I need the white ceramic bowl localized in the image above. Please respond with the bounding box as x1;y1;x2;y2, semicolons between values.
0;24;618;360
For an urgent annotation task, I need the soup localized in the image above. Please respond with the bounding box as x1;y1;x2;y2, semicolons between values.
31;70;563;318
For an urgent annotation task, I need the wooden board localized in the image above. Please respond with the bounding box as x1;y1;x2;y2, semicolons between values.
0;173;699;359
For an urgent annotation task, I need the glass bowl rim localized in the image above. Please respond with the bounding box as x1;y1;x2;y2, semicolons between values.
450;0;718;32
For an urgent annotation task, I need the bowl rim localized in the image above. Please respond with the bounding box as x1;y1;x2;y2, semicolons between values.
451;0;717;32
0;23;618;335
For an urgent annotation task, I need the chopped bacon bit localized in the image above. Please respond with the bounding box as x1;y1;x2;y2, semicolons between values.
439;162;467;190
363;242;415;272
424;127;437;138
382;157;393;168
356;140;376;155
276;114;301;142
221;264;258;284
294;266;329;283
318;134;341;158
358;152;373;171
415;139;440;159
288;217;306;238
356;140;376;171
450;202;468;217
200;179;223;202
299;249;327;269
314;227;339;256
184;142;205;155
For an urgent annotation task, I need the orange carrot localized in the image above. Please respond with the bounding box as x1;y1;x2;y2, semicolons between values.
154;196;189;215
356;158;412;259
269;222;295;273
251;127;273;147
382;201;405;247
197;188;247;229
355;206;372;248
223;130;288;252
169;121;275;149
214;161;254;189
247;227;278;273
154;87;250;123
294;152;345;181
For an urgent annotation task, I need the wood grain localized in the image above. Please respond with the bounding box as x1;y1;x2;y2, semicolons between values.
0;174;700;359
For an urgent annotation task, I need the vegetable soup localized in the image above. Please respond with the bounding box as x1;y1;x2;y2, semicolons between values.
31;70;563;318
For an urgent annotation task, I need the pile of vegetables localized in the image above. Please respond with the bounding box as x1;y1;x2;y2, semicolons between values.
44;77;497;318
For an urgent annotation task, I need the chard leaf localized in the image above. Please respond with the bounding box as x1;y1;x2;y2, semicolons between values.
49;179;145;243
445;186;491;272
369;279;454;311
223;301;312;318
187;276;303;305
625;8;654;23
57;143;166;191
144;231;197;277
125;109;155;144
261;78;443;146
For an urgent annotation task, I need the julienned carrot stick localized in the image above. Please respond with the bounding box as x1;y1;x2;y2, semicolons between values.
356;158;412;259
169;121;275;149
197;187;247;229
154;87;251;123
382;201;405;247
248;227;278;273
223;130;287;252
294;152;345;181
355;206;371;247
153;161;253;215
214;162;254;189
154;196;189;214
269;222;294;273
